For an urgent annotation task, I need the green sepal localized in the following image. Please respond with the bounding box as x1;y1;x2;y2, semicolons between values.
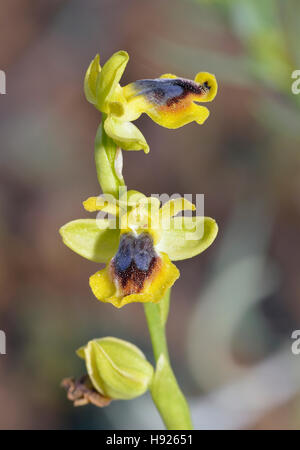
157;217;218;261
59;219;120;263
84;54;101;105
95;120;125;197
78;337;154;400
96;51;129;111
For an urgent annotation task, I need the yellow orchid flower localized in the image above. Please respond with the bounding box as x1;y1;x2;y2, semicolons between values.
84;51;217;152
59;192;218;308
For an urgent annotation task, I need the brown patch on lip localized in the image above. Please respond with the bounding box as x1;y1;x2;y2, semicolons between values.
111;232;162;296
111;256;162;296
165;78;210;108
157;83;210;116
133;78;210;111
159;95;193;113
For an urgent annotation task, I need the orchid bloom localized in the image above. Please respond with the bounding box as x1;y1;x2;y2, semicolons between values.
60;191;218;308
84;51;217;153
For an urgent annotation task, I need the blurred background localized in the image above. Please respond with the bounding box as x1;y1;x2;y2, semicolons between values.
1;0;300;430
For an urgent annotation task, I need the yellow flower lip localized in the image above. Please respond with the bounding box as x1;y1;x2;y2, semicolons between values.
90;250;179;309
122;72;217;129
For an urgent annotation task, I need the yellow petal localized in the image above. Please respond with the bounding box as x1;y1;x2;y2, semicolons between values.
83;196;120;215
160;197;195;220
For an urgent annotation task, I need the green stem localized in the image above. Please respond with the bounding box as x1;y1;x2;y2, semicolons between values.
94;115;125;197
144;290;193;430
144;302;169;363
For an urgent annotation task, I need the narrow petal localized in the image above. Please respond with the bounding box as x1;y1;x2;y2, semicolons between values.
160;197;195;220
60;219;120;263
156;217;218;261
83;196;119;215
104;116;149;153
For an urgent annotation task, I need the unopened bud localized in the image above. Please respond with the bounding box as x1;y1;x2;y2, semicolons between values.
77;337;154;400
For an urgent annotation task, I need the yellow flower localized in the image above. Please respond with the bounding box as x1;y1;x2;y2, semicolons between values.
60;192;218;308
84;51;217;152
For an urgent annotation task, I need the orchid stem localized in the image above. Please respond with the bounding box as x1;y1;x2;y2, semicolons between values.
144;302;169;363
144;291;193;430
94;116;125;197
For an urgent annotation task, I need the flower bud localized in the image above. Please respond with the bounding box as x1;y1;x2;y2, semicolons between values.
77;337;154;400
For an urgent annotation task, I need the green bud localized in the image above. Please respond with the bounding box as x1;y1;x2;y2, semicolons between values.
77;337;154;400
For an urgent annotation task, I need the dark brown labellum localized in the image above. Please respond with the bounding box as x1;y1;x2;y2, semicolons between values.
111;233;160;295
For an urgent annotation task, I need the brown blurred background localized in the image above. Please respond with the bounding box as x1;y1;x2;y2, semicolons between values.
1;0;300;429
